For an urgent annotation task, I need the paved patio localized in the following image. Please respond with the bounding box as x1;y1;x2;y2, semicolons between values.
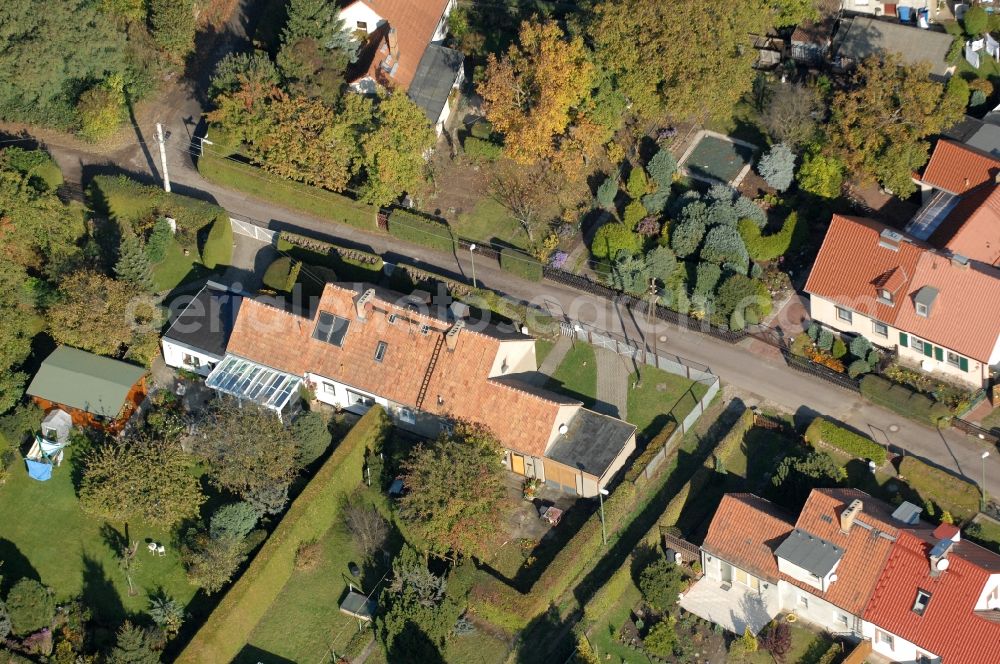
502;473;577;542
680;578;779;635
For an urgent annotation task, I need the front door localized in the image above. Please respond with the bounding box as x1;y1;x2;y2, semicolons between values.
511;453;525;475
721;561;733;584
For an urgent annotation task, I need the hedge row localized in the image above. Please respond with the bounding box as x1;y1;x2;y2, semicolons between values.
738;212;805;262
277;231;384;283
860;375;951;426
177;407;392;663
899;456;980;522
463;136;503;161
387;208;456;254
262;256;300;293
201;214;233;269
499;247;543;281
582;562;635;622
197;152;377;230
804;417;888;465
624;421;678;483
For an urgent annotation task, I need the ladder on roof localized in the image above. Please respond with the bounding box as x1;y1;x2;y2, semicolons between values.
415;334;445;410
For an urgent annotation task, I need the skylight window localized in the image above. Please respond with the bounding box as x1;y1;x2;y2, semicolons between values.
313;311;350;347
912;589;931;616
374;341;388;362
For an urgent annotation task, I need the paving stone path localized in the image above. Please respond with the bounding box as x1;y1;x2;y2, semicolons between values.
594;347;629;420
536;335;572;378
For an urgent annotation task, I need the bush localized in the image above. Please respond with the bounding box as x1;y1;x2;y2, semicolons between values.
831;337;847;359
670;219;706;258
591;222;640;259
500;248;543;281
848;359;871;379
596;176;618;210
738;211;803;262
850;334;873;360
972;89;988;107
387;209;455;254
278;231;384;282
646;149;677;188
807;322;820;341
6;579;54;636
463;136;502;161
583;564;635;621
150;0;196;60
623;200;646;229
965;5;989;35
804;417;888;464
177;408;392;663
798;151;843;199
145;217;174;263
644;618;677;658
262;257;301;292
76;85;124;142
210;502;261;541
701;224;749;272
860;375;951;426
899;456;980;521
470;120;494;139
818;328;834;352
201;214;233;269
626;166;649;199
639;558;685;612
757;143;795;191
292;410;332;465
624;421;678;482
694;262;723;297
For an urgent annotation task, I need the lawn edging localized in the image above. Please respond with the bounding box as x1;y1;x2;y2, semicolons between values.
176;407;392;663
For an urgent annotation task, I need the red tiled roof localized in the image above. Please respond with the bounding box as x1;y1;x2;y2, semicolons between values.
785;489;904;615
344;0;450;89
864;531;1000;663
922;139;1000;195
702;494;794;583
929;183;1000;266
226;284;576;457
805;214;1000;361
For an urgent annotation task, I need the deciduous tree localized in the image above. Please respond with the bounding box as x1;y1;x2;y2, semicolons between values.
488;159;552;241
359;91;435;206
479;20;594;163
797;149;843;199
398;422;505;559
47;270;136;356
762;83;822;148
638;557;685;612
149;0;196;62
343;493;390;560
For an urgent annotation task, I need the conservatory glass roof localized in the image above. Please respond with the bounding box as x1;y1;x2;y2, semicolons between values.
205;354;302;412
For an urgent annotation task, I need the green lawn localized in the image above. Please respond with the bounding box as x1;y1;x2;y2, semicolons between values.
451;198;528;251
545;343;597;407
982;406;1000;433
535;339;556;367
586;580;646;664
744;623;833;664
0;448;196;628
152;237;212;292
627;367;708;439
968;517;1000;554
444;629;511;664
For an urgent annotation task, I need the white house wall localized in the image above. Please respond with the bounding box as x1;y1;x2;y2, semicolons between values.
810;294;989;387
861;621;938;663
841;0;886;16
339;1;384;35
306;372;389;414
161;339;219;377
489;338;536;377
976;573;1000;610
599;432;637;488
777;581;857;636
431;0;457;42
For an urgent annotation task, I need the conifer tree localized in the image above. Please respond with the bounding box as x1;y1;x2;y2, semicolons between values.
115;232;154;292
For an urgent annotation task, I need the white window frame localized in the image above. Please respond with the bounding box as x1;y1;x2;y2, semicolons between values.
872;321;888;337
916;302;929;317
878;288;893;305
912;337;926;354
798;594;809;609
836;613;849;628
323;382;336;395
913;589;931;614
947;351;961;368
356;20;368;30
398;407;416;425
836;306;853;323
347;390;375;409
876;630;895;650
183;353;201;368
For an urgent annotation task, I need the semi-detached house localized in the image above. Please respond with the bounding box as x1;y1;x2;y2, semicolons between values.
804;214;1000;388
163;282;637;498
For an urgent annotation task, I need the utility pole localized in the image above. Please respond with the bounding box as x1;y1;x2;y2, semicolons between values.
155;122;171;193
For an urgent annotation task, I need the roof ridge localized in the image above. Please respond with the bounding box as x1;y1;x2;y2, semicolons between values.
487;374;580;408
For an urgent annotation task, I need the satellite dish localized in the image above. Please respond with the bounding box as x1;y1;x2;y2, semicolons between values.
558;424;568;435
936;557;950;571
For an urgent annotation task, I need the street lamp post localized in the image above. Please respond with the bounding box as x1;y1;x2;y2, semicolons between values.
599;488;610;546
468;243;478;288
983;451;990;511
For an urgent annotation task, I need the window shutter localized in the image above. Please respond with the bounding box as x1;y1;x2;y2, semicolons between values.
960;356;969;372
923;342;933;358
934;347;943;362
899;332;908;347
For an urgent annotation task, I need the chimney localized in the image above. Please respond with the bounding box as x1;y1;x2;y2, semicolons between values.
929;538;954;577
840;499;863;533
445;319;465;352
355;288;375;321
387;28;399;57
951;253;970;269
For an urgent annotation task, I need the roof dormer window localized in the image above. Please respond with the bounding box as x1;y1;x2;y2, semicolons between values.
878;288;894;305
916;302;928;317
912;589;931;616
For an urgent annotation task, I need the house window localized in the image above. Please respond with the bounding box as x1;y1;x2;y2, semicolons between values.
798;595;809;609
837;613;849;628
878;288;894;305
313;311;350;347
356;20;368;30
323;382;336;395
872;321;888;337
419;324;430;335
734;569;759;591
916;302;929;317
912;589;932;615
876;630;895;650
387;313;397;324
183;353;201;368
374;341;388;362
916;654;933;664
440;420;454;435
912;337;925;354
947;351;961;368
836;306;853;323
347;390;375;409
397;407;416;424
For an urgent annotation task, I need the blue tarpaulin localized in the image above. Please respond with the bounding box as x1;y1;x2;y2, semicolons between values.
25;459;53;482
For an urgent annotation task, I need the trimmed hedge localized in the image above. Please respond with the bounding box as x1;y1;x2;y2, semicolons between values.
177;407;392;664
387;208;456;254
277;231;384;283
583;562;636;622
899;456;980;522
860;375;951;426
738;212;804;262
197;152;377;230
201;214;233;269
262;257;300;292
499;247;543;281
625;421;679;483
463;136;503;161
804;417;888;465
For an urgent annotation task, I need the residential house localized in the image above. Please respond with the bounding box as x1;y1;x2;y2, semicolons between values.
688;490;904;636
206;283;637;497
907;140;1000;266
790;0;840;64
26;346;147;432
161;281;245;376
804;214;1000;388
340;0;464;134
832;17;956;80
687;489;1000;663
862;525;1000;662
941;106;1000;159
